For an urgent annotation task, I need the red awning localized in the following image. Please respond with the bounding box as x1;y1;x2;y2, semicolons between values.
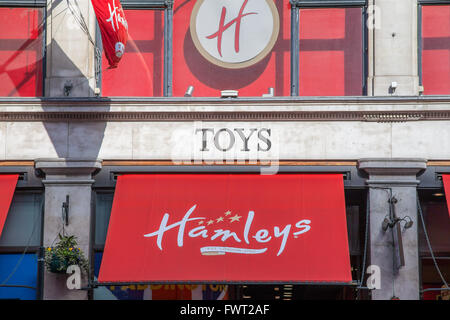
443;175;450;218
98;174;352;284
0;174;18;238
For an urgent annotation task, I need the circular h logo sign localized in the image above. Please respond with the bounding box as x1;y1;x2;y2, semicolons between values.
190;0;280;69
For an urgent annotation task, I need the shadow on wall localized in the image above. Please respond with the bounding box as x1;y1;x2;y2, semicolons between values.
0;3;109;161
183;29;272;90
42;42;109;160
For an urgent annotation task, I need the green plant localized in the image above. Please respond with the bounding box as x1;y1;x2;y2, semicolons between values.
44;234;89;274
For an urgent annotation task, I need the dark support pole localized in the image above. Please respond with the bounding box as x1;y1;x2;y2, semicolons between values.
417;4;422;87
164;0;173;97
38;196;45;300
362;5;368;96
290;1;299;96
42;4;47;97
37;246;44;300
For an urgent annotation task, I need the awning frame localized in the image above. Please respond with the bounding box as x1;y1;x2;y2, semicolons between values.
92;164;370;288
91;280;360;288
92;164;366;189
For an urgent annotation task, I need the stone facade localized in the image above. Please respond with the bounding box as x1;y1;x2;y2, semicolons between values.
0;0;448;300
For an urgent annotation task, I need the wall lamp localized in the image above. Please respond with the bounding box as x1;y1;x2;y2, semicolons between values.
62;195;69;226
184;85;194;97
64;81;73;97
382;216;413;231
262;87;274;97
389;81;397;94
221;90;238;98
381;196;413;232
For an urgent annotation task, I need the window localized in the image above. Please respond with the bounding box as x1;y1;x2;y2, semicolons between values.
173;0;291;97
0;193;43;300
0;254;38;300
417;171;450;299
298;7;363;96
0;1;46;97
420;1;450;95
101;2;165;97
100;0;366;98
293;0;366;96
417;189;450;299
173;0;366;97
94;192;113;247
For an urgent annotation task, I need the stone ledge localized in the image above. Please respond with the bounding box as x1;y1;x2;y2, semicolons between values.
35;158;102;177
358;158;427;179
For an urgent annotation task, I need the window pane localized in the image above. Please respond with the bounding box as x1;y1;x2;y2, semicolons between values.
0;8;44;97
101;9;164;97
299;8;363;96
93;252;230;300
0;194;42;247
0;253;37;300
173;0;290;97
422;260;450;300
419;201;450;254
422;5;450;95
95;193;113;246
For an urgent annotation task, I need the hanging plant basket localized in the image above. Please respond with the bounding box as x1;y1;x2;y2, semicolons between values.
48;252;68;274
45;234;88;274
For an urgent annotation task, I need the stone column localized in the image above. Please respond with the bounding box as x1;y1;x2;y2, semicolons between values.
358;158;427;300
35;158;102;300
45;0;97;97
367;0;420;96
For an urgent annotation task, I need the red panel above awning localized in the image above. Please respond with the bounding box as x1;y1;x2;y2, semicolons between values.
98;174;352;284
443;175;450;218
0;174;18;238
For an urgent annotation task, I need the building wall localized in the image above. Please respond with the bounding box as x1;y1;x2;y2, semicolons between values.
0;0;449;300
1;102;450;160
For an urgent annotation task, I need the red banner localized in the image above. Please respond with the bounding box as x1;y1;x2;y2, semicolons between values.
91;0;128;68
98;174;352;283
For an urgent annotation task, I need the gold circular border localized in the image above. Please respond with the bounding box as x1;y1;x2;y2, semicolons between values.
190;0;280;69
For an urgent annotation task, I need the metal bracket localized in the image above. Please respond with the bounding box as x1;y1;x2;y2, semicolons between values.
62;195;69;226
165;0;173;9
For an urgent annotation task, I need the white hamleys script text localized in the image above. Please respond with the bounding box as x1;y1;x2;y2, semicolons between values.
143;205;311;256
106;0;128;32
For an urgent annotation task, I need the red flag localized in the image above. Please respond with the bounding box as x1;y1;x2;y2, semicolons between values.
91;0;128;68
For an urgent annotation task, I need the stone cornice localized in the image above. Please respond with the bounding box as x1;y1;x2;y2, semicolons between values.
0;97;450;122
35;158;102;178
358;158;428;186
4;95;450;105
358;158;427;176
0;110;447;122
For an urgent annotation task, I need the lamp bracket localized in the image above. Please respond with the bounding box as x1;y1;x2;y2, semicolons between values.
62;195;69;226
